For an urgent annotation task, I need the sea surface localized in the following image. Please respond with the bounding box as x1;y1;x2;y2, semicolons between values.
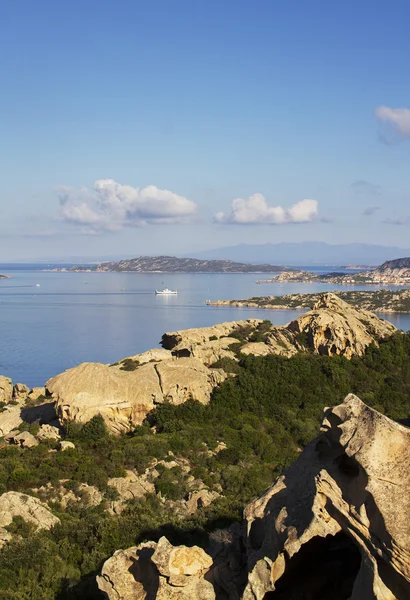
1;267;410;388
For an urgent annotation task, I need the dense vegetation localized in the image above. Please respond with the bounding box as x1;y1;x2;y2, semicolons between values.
217;289;410;313
1;332;410;598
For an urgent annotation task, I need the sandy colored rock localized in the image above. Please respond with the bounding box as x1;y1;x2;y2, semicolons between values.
47;358;226;434
0;376;12;404
169;337;241;365
0;404;23;437
119;348;173;365
186;488;220;515
107;470;155;514
161;320;262;350
242;394;410;599
27;386;47;401
13;383;29;400
59;440;75;451
97;537;215;600
286;292;397;358
36;423;61;441
0;491;60;531
152;536;213;577
10;431;39;448
154;358;226;405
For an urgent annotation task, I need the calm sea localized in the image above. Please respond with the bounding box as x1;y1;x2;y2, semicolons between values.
1;267;410;388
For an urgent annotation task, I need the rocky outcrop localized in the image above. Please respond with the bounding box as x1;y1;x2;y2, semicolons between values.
107;470;156;514
7;431;39;448
12;383;29;400
36;423;61;441
161;320;261;351
47;358;226;434
285;293;397;358
0;404;23;437
0;376;12;404
0;492;60;531
97;536;215;600
96;395;410;599
39;295;396;435
59;441;75;451
242;394;410;599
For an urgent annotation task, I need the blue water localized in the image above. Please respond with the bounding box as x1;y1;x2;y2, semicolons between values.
1;269;410;388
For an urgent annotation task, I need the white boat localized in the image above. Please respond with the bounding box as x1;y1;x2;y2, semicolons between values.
155;288;177;295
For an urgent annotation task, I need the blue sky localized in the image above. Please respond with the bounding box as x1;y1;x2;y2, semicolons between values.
1;0;410;260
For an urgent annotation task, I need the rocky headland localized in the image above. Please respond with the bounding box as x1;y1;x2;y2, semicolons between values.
256;256;410;285
0;293;409;599
40;294;396;433
210;288;410;313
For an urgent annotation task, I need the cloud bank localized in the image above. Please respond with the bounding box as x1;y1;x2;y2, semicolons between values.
58;179;198;232
214;194;318;225
375;106;410;141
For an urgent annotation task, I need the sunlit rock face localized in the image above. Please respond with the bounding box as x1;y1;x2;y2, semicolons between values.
46;358;226;434
285;293;397;358
243;394;410;600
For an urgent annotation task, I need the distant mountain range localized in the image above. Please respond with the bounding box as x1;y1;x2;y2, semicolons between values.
191;242;410;266
66;256;287;273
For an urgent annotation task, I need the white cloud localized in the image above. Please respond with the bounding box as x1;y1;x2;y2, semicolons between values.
57;179;198;232
214;194;318;225
375;106;410;141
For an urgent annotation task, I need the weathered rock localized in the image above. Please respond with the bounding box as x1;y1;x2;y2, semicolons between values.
12;382;30;400
0;376;12;404
0;405;23;437
59;440;75;451
286;293;397;358
169;337;240;365
47;358;226;434
0;491;60;531
36;423;61;441
154;358;226;405
186;488;220;515
242;394;410;599
161;320;262;351
97;537;215;600
27;386;47;401
9;431;39;448
107;470;155;514
119;348;173;366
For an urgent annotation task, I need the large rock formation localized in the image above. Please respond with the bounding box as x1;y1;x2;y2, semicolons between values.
285;293;397;358
0;491;60;531
0;376;12;404
97;536;215;599
243;394;410;599
46;358;226;434
96;396;410;599
42;295;396;434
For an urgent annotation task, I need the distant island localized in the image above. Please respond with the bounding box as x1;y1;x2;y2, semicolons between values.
56;255;289;273
209;289;410;313
256;257;410;285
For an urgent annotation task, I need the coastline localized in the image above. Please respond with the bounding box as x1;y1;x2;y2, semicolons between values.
208;289;410;314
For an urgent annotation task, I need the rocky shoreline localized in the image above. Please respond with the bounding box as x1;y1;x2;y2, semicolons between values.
0;294;409;598
256;257;410;285
209;289;410;313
